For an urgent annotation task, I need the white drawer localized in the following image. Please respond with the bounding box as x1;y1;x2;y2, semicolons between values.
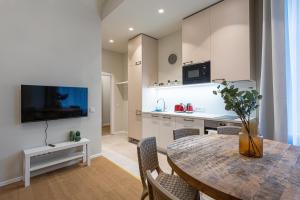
175;117;205;135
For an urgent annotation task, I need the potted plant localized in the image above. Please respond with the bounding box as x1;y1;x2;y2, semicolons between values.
213;81;263;158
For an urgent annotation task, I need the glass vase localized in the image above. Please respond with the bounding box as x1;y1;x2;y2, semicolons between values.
239;132;263;158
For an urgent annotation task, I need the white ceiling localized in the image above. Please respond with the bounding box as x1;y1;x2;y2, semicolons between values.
101;0;221;53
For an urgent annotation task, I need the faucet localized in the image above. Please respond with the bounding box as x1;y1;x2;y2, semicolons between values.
156;98;166;112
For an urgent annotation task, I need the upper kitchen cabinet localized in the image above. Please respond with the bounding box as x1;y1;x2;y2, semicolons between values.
128;34;158;141
211;0;253;81
182;8;211;66
182;0;254;82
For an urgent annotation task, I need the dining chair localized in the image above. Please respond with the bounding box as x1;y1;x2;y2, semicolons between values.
217;126;241;135
146;170;180;200
172;128;200;175
137;137;199;200
173;128;200;140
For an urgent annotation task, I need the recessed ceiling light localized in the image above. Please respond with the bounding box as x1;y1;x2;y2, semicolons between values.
128;27;134;31
158;9;165;14
109;39;114;43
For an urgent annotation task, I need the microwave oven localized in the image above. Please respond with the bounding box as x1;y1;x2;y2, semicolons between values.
182;61;211;85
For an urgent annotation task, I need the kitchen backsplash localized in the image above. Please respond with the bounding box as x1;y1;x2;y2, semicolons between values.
143;81;257;116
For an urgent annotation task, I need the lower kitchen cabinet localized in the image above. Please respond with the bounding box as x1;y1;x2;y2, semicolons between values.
157;115;176;151
142;113;160;139
175;117;205;135
142;114;204;151
142;114;175;151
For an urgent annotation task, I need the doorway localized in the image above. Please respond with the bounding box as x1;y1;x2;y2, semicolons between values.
102;72;112;135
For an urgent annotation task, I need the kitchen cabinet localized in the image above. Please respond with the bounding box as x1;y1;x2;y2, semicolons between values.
157;115;176;151
175;117;205;135
182;8;211;66
142;114;176;152
128;111;142;141
128;35;142;66
128;64;142;112
128;35;158;141
182;0;253;81
142;113;160;139
210;0;252;81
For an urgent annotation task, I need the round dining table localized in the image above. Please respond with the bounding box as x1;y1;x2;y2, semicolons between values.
166;134;300;200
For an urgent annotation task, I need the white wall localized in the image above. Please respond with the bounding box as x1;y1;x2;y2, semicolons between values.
102;49;128;133
158;31;182;84
0;0;101;184
100;0;124;19
102;74;111;126
143;82;256;115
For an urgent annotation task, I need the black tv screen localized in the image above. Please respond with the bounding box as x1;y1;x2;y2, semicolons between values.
21;85;88;123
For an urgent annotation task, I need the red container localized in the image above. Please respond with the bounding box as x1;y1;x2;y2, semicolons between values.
175;104;185;112
186;103;194;112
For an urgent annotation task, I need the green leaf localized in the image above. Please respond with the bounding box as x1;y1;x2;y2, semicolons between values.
213;83;262;120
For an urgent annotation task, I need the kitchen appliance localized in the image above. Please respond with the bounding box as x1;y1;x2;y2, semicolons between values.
174;104;185;112
204;120;241;134
182;61;211;85
186;103;194;113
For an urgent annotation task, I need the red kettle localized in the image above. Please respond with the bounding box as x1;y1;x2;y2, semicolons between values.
186;103;194;112
174;104;185;112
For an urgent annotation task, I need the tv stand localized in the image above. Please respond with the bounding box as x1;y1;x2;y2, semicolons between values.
23;138;90;187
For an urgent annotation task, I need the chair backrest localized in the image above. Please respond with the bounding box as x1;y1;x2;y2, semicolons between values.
146;170;179;200
217;126;241;135
173;128;200;140
137;137;161;190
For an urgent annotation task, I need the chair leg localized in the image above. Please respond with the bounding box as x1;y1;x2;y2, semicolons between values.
141;190;148;200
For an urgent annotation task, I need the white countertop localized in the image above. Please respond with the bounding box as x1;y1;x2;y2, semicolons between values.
142;111;243;124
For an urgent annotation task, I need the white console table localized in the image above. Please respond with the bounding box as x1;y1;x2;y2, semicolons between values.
23;138;90;187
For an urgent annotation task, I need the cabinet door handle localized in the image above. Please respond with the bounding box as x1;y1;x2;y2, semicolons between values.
183;61;193;66
135;61;142;65
184;119;194;122
212;78;226;83
163;116;171;119
151;115;160;118
219;122;226;126
136;110;142;115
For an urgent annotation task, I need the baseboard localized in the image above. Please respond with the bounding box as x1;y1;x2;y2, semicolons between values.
0;153;103;187
90;153;102;159
0;176;23;187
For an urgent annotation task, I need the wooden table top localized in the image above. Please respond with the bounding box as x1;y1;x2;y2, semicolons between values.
166;135;300;200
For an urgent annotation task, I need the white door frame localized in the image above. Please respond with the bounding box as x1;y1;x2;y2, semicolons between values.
101;72;114;134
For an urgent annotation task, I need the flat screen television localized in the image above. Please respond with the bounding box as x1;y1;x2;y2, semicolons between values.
21;85;88;123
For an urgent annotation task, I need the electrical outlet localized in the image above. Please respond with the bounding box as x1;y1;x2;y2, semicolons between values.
195;107;206;113
89;107;96;113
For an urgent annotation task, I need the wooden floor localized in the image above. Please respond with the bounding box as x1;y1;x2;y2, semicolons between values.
0;157;142;200
102;125;111;135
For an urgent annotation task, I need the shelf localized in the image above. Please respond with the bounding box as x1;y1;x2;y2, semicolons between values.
24;138;89;157
148;83;218;89
116;81;128;86
148;80;256;89
23;138;90;187
30;153;84;171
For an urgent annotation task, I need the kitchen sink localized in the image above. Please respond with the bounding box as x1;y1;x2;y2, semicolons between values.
152;109;163;112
